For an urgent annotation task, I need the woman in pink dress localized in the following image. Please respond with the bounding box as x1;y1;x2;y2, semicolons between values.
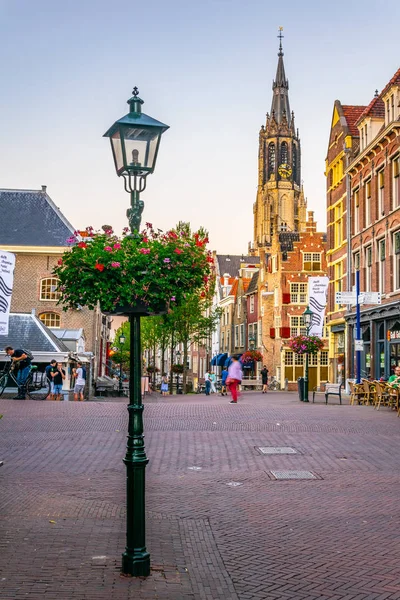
227;355;243;403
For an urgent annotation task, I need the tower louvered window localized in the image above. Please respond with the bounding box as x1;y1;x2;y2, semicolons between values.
292;144;297;182
268;143;276;178
280;141;288;164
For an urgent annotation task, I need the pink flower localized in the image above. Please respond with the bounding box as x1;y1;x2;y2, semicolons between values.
104;246;113;252
113;243;121;250
111;262;121;268
139;248;151;254
122;227;129;234
163;258;171;263
145;222;153;229
171;296;176;301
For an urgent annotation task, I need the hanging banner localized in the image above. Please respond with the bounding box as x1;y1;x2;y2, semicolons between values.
0;251;16;336
308;276;329;337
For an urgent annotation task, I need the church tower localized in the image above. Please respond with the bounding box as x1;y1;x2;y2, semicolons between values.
253;30;307;250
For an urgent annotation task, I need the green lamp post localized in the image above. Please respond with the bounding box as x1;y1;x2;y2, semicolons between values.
118;334;126;397
104;88;169;577
303;305;314;402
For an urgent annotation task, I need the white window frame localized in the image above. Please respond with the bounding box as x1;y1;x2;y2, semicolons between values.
303;253;321;271
237;298;241;318
290;315;307;337
250;295;255;313
234;325;239;347
40;277;61;301
353;189;359;233
39;312;61;328
378;238;385;295
290;282;308;304
393;156;400;209
239;324;244;347
365;179;371;226
378;170;385;216
365;245;372;292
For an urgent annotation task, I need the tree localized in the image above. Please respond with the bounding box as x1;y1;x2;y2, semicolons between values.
169;293;221;393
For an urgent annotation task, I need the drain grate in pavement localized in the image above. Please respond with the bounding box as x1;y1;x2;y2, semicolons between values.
269;470;319;480
257;446;297;455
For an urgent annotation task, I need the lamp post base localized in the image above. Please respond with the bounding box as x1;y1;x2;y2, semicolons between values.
122;550;150;577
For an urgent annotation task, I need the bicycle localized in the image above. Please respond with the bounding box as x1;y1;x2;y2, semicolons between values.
0;362;51;400
268;377;280;391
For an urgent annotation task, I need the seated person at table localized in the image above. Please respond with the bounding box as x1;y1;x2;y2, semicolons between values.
388;366;400;388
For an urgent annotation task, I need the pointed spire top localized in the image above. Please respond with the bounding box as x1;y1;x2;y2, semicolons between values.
278;27;284;56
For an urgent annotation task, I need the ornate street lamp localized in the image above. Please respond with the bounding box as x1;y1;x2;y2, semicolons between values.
118;334;126;397
303;305;313;402
103;87;169;235
248;335;256;350
104;89;169;577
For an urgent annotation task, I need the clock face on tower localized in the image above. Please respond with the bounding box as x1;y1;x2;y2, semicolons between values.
278;163;292;179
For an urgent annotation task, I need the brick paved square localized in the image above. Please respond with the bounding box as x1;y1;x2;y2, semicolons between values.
1;392;400;599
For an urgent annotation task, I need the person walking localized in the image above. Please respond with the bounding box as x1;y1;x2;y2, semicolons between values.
4;346;32;399
261;365;269;394
160;373;169;396
204;369;211;396
45;359;57;400
210;371;217;394
51;362;66;401
227;355;243;404
221;367;228;396
73;362;86;401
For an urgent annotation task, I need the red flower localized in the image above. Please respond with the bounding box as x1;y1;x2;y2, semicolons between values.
78;242;87;249
174;248;183;254
57;258;63;265
95;263;105;272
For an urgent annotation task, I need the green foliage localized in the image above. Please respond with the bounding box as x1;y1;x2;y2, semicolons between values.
54;223;214;313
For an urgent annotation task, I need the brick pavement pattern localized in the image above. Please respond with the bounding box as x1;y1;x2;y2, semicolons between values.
1;391;400;599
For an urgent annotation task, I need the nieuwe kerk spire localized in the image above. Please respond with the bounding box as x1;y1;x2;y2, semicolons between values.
270;27;291;125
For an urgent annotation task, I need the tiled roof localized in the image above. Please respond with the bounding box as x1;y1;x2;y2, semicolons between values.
0;188;75;246
381;67;400;98
242;278;251;293
355;96;385;125
246;271;259;295
0;313;70;353
342;105;366;135
230;279;239;298
216;255;260;278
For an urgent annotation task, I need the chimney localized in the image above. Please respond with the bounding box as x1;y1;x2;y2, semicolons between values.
223;273;230;287
31;308;36;316
306;210;317;233
41;185;47;193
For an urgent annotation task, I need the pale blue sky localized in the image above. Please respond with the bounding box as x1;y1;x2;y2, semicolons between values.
0;0;399;253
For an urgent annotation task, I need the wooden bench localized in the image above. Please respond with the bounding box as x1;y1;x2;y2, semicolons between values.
313;382;342;405
240;379;262;391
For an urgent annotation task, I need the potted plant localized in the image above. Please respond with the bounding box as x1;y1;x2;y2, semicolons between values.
241;350;263;364
54;223;214;315
288;335;325;355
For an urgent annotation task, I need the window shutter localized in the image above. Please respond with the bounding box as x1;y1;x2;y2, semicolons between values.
281;327;291;339
282;293;291;304
270;328;275;339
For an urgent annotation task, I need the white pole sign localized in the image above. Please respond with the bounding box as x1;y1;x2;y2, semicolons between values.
0;251;16;335
308;277;329;337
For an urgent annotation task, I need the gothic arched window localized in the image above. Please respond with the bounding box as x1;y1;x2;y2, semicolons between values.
268;143;276;178
292;144;297;182
280;141;288;164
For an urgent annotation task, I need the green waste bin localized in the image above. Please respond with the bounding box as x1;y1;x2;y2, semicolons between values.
297;377;305;402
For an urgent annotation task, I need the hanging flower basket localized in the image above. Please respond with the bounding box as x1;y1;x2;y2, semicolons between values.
288;335;324;355
146;365;159;374
241;350;263;364
171;363;184;374
54;224;214;314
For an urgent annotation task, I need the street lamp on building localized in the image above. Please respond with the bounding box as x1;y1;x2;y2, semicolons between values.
303;305;314;402
118;334;126;397
248;335;256;350
104;88;169;577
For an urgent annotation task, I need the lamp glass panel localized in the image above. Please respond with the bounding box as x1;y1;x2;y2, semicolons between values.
121;127;160;171
111;132;124;172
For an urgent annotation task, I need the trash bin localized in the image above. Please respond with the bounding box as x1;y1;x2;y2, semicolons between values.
297;377;305;402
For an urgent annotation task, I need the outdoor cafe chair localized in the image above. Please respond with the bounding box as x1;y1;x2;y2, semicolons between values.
349;381;366;405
